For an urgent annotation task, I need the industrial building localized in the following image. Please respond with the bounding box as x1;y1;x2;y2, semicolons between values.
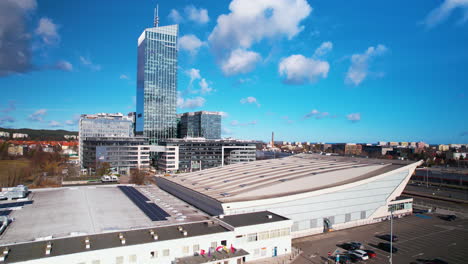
178;111;222;139
157;153;421;238
156;138;257;172
0;185;292;264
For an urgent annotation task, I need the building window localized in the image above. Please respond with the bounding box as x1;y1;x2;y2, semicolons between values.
280;228;291;236
211;241;218;249
361;211;366;219
270;229;280;238
345;213;351;222
163;249;170;256
247;233;258;242
116;256;124;264
259;231;269;240
291;221;299;232
310;219;317;228
261;248;267;256
129;254;137;263
193;244;200;253
183;246;190;254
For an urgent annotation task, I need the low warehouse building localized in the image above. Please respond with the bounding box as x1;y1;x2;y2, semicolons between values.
156;153;421;238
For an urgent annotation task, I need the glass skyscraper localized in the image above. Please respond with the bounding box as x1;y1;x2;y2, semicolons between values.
136;24;178;144
178;111;222;139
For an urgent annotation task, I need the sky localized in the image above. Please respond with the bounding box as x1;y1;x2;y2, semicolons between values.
0;0;467;144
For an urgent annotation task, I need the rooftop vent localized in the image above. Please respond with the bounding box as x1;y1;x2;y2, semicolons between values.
84;237;90;249
279;179;287;182
149;230;158;240
220;193;229;197
0;247;9;262
119;233;125;245
267;214;273;219
177;226;183;231
239;184;247;188
219;215;224;219
45;242;52;255
223;180;230;183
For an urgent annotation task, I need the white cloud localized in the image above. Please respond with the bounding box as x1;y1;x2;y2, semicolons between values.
209;0;312;53
65;114;80;126
185;6;209;24
55;60;73;72
304;109;331;119
240;96;260;107
346;113;361;122
345;44;387;86
177;93;206;109
35;17;59;45
199;78;213;94
423;0;468;28
48;120;61;127
28;109;47;122
313;41;333;57
222;127;233;135
120;74;130;80
279;54;329;84
186;68;201;85
179;35;205;55
0;116;15;125
79;56;101;71
1;100;16;113
230;120;258;126
168;9;183;23
222;49;261;75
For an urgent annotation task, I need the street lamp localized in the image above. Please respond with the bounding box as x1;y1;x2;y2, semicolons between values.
390;208;394;264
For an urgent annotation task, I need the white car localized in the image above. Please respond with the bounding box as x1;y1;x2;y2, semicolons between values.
349;250;369;260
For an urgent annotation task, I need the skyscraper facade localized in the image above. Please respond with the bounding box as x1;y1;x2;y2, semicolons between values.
136;24;178;144
178;111;222;139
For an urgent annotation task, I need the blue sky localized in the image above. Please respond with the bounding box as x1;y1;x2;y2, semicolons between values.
0;0;467;144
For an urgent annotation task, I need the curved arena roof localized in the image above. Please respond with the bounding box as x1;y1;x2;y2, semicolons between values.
160;153;418;202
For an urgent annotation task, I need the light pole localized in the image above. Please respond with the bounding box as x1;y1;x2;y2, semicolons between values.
390;208;394;264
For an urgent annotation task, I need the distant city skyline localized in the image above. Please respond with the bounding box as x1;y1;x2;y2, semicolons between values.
0;0;467;144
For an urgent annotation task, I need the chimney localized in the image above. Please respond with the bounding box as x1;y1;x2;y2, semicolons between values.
45;242;52;255
119;233;126;245
84;237;90;249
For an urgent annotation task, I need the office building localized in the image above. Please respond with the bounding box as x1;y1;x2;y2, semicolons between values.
79;113;135;169
12;133;28;139
136;15;178;144
0;131;10;138
157;153;420;238
156;138;256;172
81;137;148;174
178;111;222;139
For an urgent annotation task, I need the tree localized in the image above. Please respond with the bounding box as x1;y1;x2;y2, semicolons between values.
96;162;111;176
129;168;146;185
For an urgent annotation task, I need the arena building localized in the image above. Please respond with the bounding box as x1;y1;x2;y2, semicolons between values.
156;153;421;238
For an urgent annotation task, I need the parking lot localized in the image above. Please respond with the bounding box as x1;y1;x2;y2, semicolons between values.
292;213;468;264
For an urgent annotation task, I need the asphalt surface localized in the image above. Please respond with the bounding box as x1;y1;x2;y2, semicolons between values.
292;214;468;264
406;184;468;201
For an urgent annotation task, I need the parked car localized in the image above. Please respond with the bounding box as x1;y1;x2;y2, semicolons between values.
440;215;456;221
379;234;398;242
340;242;362;250
363;249;377;258
349;250;369;260
378;242;398;253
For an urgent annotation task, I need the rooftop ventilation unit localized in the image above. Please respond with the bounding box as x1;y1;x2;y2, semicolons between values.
0;247;9;262
149;230;158;240
45;242;52;255
267;215;273;219
119;233;125;245
84;237;90;249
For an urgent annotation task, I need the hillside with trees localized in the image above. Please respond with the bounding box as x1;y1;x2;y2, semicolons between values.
0;127;78;141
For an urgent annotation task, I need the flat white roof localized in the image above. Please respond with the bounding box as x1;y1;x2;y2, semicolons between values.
162;153;416;202
0;185;208;245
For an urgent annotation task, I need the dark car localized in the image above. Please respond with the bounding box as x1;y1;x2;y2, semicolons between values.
440;215;456;221
340;242;361;250
364;249;377;258
379;234;398;242
378;242;398;253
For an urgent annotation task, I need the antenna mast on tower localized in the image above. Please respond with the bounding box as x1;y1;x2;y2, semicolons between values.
153;4;159;27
